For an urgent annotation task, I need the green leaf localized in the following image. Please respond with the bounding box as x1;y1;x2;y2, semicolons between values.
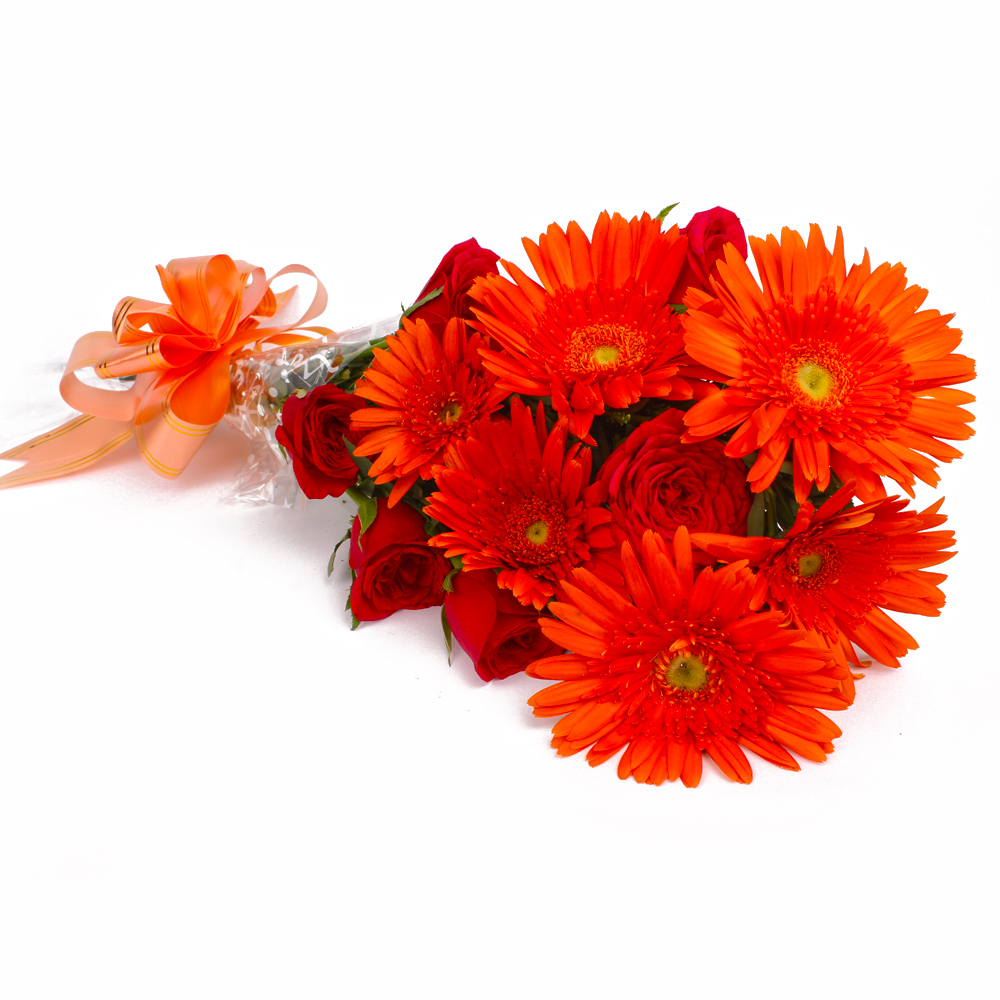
357;496;377;534
345;487;377;535
747;491;766;537
655;202;679;221
327;523;353;576
441;606;453;665
669;303;688;314
345;568;356;612
351;614;361;631
441;556;463;594
763;488;778;538
333;343;383;390
343;436;373;476
401;492;431;518
400;286;444;324
772;488;800;535
344;567;358;614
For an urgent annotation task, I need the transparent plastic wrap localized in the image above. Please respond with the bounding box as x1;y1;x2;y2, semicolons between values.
224;314;401;507
0;359;77;455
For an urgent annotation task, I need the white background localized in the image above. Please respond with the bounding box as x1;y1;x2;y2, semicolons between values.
1;2;997;997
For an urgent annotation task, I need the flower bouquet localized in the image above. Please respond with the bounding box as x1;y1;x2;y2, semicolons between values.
1;205;975;788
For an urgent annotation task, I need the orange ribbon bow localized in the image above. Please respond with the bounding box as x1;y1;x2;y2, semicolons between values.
0;255;328;489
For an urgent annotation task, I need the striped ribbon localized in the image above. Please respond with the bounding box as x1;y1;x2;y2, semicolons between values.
0;255;329;489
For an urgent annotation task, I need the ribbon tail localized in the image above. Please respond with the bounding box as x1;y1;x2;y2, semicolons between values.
134;407;217;479
0;415;133;490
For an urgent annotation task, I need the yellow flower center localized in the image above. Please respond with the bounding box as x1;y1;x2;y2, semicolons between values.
796;361;834;401
591;344;621;366
439;401;463;423
563;322;644;376
797;552;823;577
780;346;856;411
502;498;568;566
786;539;838;589
655;652;708;691
525;519;550;545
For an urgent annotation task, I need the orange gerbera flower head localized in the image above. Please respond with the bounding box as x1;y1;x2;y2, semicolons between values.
350;316;510;506
527;527;853;786
470;212;704;445
690;483;955;669
681;226;976;502
424;397;615;610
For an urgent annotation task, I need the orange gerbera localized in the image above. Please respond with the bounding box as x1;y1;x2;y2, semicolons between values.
690;484;955;669
527;527;853;786
424;398;614;610
350;317;510;506
681;226;976;502
471;212;712;444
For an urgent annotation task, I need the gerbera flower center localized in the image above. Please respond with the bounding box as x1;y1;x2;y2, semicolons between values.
502;497;568;566
786;539;839;589
653;651;709;692
797;552;823;577
796;361;834;401
780;348;851;409
563;322;644;375
525;519;550;545
399;379;479;443
439;401;463;423
591;345;621;366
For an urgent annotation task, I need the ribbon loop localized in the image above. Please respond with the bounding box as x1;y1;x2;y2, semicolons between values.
0;255;328;489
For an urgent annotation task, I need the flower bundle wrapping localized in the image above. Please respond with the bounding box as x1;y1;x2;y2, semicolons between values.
225;315;400;506
1;209;976;787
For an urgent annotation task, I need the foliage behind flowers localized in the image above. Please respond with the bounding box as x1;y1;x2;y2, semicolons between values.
278;213;976;788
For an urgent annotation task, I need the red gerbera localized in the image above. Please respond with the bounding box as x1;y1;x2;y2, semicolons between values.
350;316;510;506
690;484;955;669
471;212;715;444
527;527;853;786
681;225;976;502
424;398;614;610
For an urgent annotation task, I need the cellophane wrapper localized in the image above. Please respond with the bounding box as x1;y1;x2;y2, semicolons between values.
223;314;401;507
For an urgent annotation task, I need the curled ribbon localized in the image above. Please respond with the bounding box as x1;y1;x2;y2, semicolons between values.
0;255;328;489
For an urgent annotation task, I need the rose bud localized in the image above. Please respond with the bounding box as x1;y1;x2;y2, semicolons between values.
406;238;500;332
670;206;748;301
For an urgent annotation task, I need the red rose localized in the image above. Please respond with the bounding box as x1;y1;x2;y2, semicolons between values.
276;384;367;500
670;206;748;301
595;408;752;559
444;569;563;681
407;238;500;332
349;497;451;622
